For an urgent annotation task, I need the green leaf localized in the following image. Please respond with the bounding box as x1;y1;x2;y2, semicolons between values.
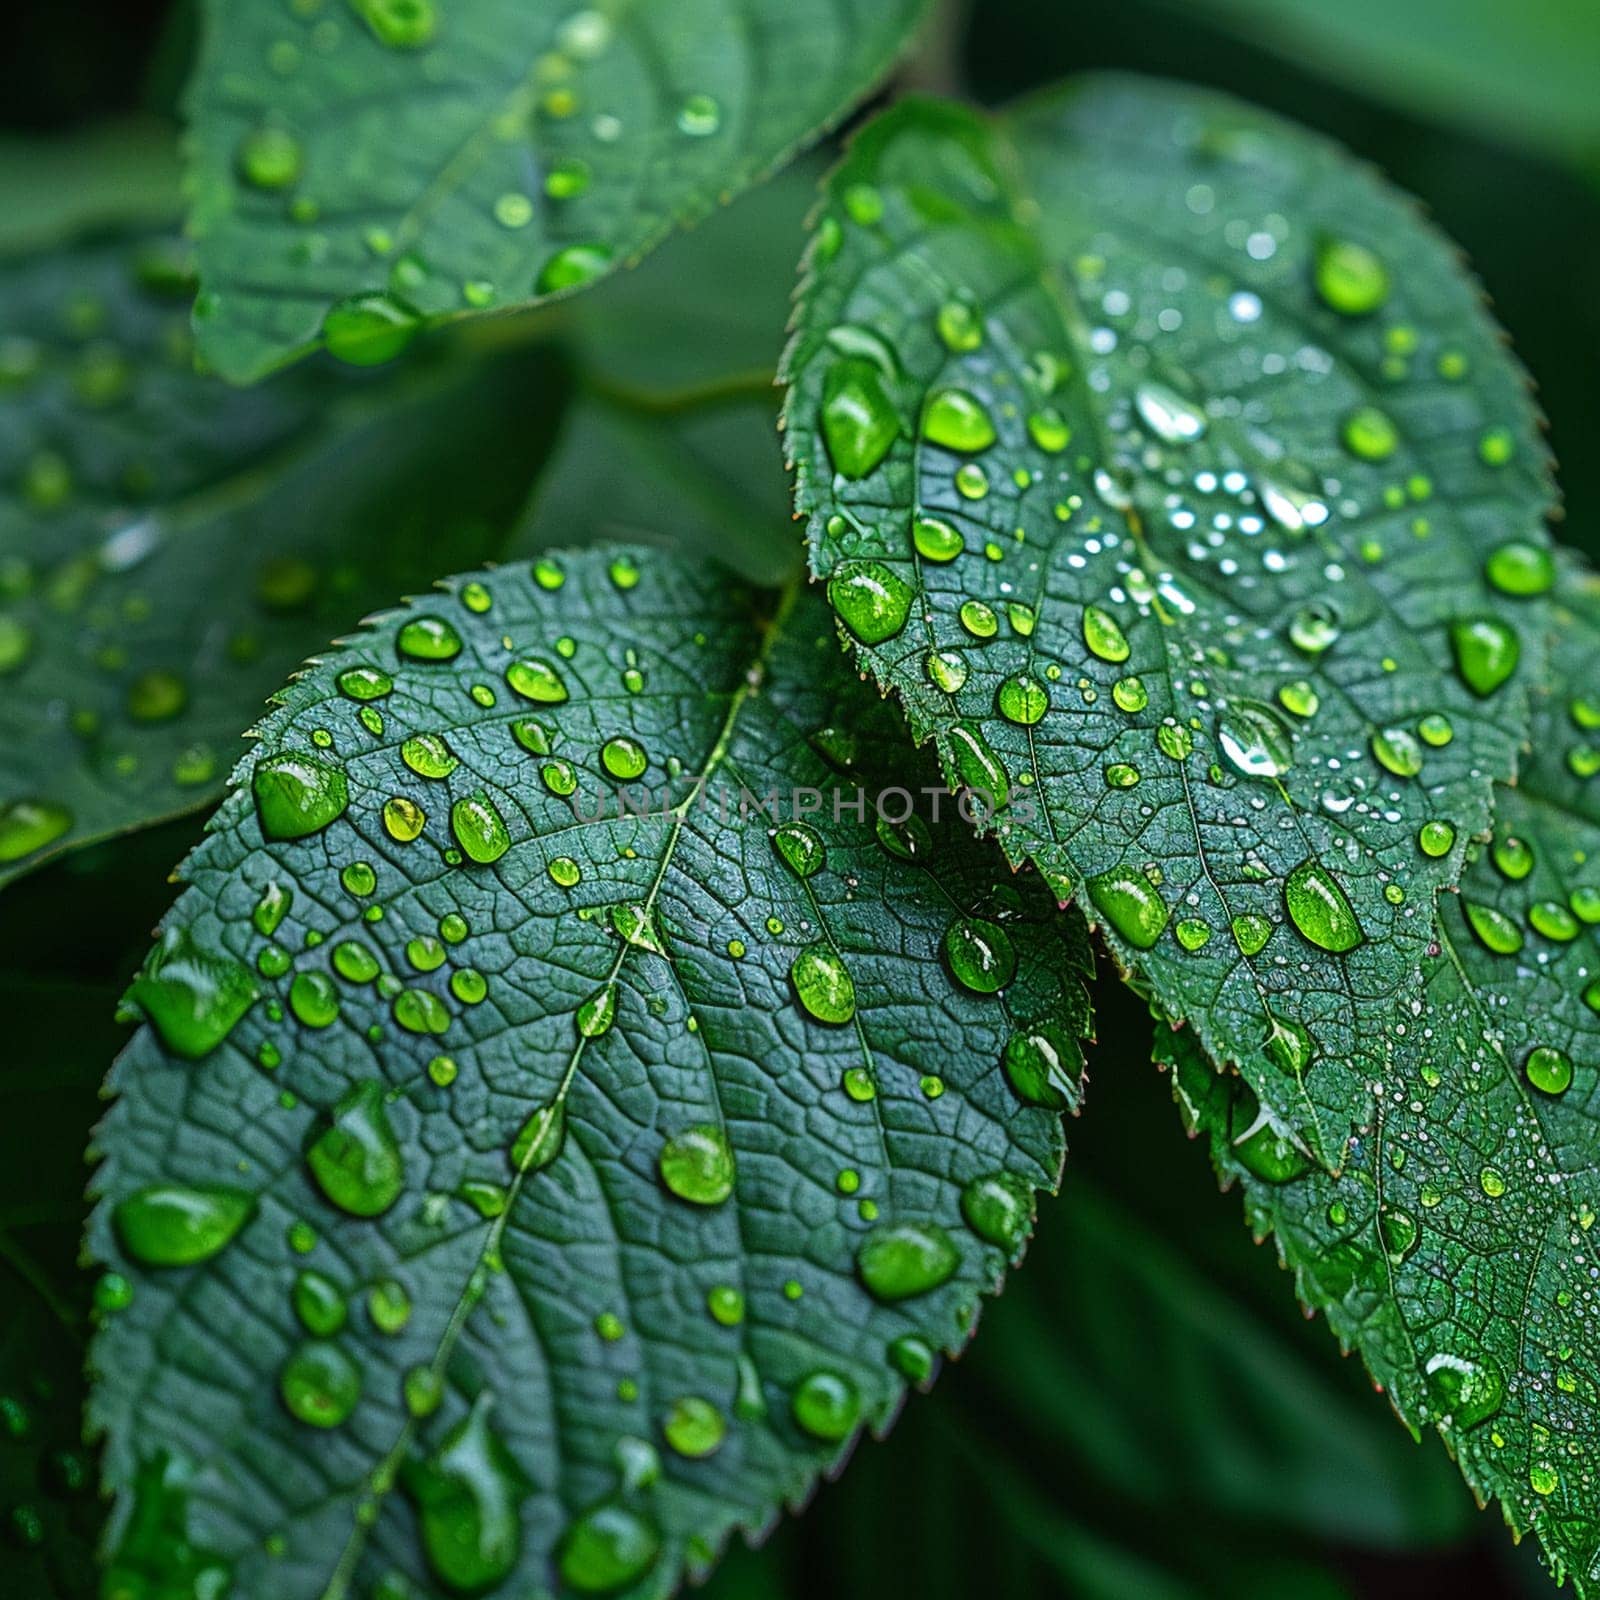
0;224;560;889
184;0;929;383
87;547;1093;1599
1163;560;1600;1591
781;79;1556;1163
1176;0;1600;172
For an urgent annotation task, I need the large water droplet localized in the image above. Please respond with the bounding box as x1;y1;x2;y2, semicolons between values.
791;1371;860;1442
1450;616;1519;697
1087;869;1169;949
857;1222;959;1301
1134;381;1206;443
790;944;855;1024
124;927;257;1059
942;917;1016;993
113;1185;255;1267
253;754;348;839
505;656;567;704
921;389;996;452
1082;605;1130;664
279;1339;361;1429
559;1503;660;1594
828;560;912;645
1283;861;1364;953
321;293;419;366
405;1394;527;1592
1313;237;1389;316
1217;700;1293;779
658;1125;734;1206
305;1081;404;1217
961;1173;1033;1253
451;794;511;864
821;358;898;479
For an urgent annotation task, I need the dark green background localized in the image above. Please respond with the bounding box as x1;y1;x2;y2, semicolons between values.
3;0;1596;1594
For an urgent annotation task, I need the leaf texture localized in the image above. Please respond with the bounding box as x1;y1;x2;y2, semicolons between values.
1164;560;1600;1591
87;548;1093;1600
781;79;1557;1163
185;0;929;381
0;225;556;890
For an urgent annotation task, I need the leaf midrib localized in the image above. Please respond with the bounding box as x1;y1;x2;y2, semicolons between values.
315;573;801;1600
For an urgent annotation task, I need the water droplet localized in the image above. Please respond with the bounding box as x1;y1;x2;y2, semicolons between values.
1418;820;1456;858
1450;616;1519;697
1283;861;1363;953
790;943;855;1024
293;1270;347;1336
821;358;898;479
289;971;340;1029
658;1126;734;1206
937;299;982;352
996;674;1049;726
338;666;393;701
1526;1046;1573;1096
1134;382;1206;443
1485;540;1554;597
858;1222;959;1301
601;737;648;781
321;293;419;366
792;1370;860;1442
383;796;426;843
280;1339;360;1429
1341;406;1399;462
237;125;303;190
1113;676;1149;714
1288;603;1340;655
829;560;912;644
921;389;996;452
576;984;616;1038
1371;726;1423;778
1082;605;1130;664
538;243;613;293
1313;237;1389;316
926;650;968;693
559;1503;660;1594
676;93;721;137
402;733;458;779
959;599;998;638
397;615;463;663
1463;901;1522;955
306;1081;404;1217
1530;900;1579;942
112;1185;255;1267
355;0;437;49
451;794;511;864
1217;700;1293;779
912;514;964;563
1027;407;1071;453
961;1173;1033;1252
954;462;989;499
406;1395;527;1592
948;724;1009;810
662;1395;725;1458
124;926;257;1059
773;821;825;878
1087;869;1169;949
943;917;1016;993
505;656;567;704
1424;1351;1505;1428
253;754;348;838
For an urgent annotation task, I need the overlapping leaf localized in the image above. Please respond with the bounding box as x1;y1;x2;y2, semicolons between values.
184;0;928;382
782;79;1556;1162
0;225;556;890
1164;559;1600;1591
87;549;1093;1600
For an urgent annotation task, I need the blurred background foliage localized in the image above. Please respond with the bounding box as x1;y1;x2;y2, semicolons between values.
2;0;1597;1595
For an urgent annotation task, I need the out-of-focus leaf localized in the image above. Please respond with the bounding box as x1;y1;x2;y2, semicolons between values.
1173;0;1600;169
184;0;929;383
510;397;797;586
0;225;561;890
